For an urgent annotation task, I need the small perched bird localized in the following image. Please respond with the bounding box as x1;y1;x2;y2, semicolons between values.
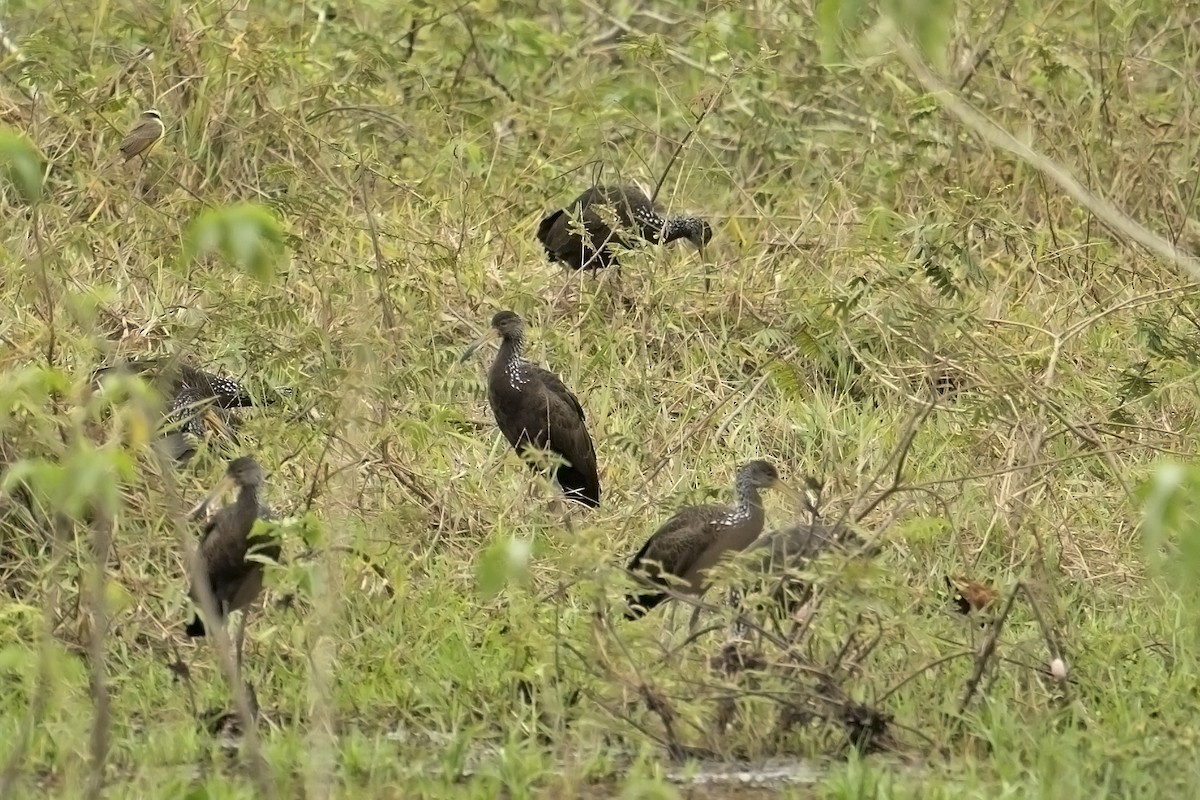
625;460;802;619
537;184;712;272
185;456;279;669
117;107;164;162
90;358;271;462
461;310;601;508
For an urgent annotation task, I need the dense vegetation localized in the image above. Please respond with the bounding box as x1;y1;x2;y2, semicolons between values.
3;0;1200;796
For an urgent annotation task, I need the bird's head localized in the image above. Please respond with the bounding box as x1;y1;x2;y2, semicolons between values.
226;455;265;488
489;310;526;340
688;218;714;250
460;310;527;362
737;459;804;504
188;455;265;519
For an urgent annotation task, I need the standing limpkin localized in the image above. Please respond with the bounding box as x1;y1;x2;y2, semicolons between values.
537;185;712;272
184;455;279;670
90;358;267;462
624;460;803;619
461;310;601;508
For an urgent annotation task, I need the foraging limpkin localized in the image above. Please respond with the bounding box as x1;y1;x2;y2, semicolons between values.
625;460;802;619
91;358;264;462
733;522;873;616
461;310;601;508
537;185;712;272
184;455;279;669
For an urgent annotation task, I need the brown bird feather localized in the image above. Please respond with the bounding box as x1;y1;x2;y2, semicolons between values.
90;357;264;463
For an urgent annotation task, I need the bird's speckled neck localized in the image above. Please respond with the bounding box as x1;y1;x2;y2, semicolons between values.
664;216;707;245
498;330;530;388
719;474;765;527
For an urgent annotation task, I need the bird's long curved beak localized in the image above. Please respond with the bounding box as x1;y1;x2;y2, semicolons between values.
460;330;497;363
189;474;236;520
771;479;807;509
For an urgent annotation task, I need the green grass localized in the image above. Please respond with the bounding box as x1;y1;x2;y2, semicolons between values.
4;0;1200;796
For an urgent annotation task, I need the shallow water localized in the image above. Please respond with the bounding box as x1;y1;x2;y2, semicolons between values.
664;757;823;786
385;726;824;790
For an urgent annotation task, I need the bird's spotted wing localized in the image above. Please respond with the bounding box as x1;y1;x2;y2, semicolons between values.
627;505;726;583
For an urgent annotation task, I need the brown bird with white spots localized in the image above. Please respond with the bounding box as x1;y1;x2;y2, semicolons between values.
537;185;712;273
625;460;802;619
90;357;272;463
461;311;601;508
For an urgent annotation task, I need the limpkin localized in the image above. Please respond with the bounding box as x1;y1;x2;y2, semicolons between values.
730;522;873;620
624;460;802;620
537;184;712;272
91;358;265;462
461;310;601;508
184;455;279;669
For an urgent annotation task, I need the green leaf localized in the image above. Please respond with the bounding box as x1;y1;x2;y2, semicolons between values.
817;0;870;64
0;128;44;204
908;0;953;68
475;536;532;599
1141;460;1200;610
181;202;286;284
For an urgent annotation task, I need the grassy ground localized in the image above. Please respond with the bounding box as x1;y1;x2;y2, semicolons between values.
3;0;1200;797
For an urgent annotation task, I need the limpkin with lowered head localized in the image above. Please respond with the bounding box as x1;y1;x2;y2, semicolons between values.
90;358;271;462
537;184;712;272
461;310;601;508
625;459;802;619
184;455;279;669
734;521;875;614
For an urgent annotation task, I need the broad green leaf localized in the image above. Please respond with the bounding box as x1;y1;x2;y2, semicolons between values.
476;536;531;599
0;128;44;204
103;581;135;616
1143;461;1187;560
904;0;954;68
1143;461;1200;597
182;202;286;284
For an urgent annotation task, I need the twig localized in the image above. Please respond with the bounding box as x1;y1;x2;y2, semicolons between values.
356;167;396;332
954;0;1015;91
378;438;435;506
956;582;1020;715
150;438;275;799
851;394;938;524
1021;583;1067;685
890;28;1200;282
650;72;732;204
85;513;113;800
575;0;723;78
0;514;66;796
